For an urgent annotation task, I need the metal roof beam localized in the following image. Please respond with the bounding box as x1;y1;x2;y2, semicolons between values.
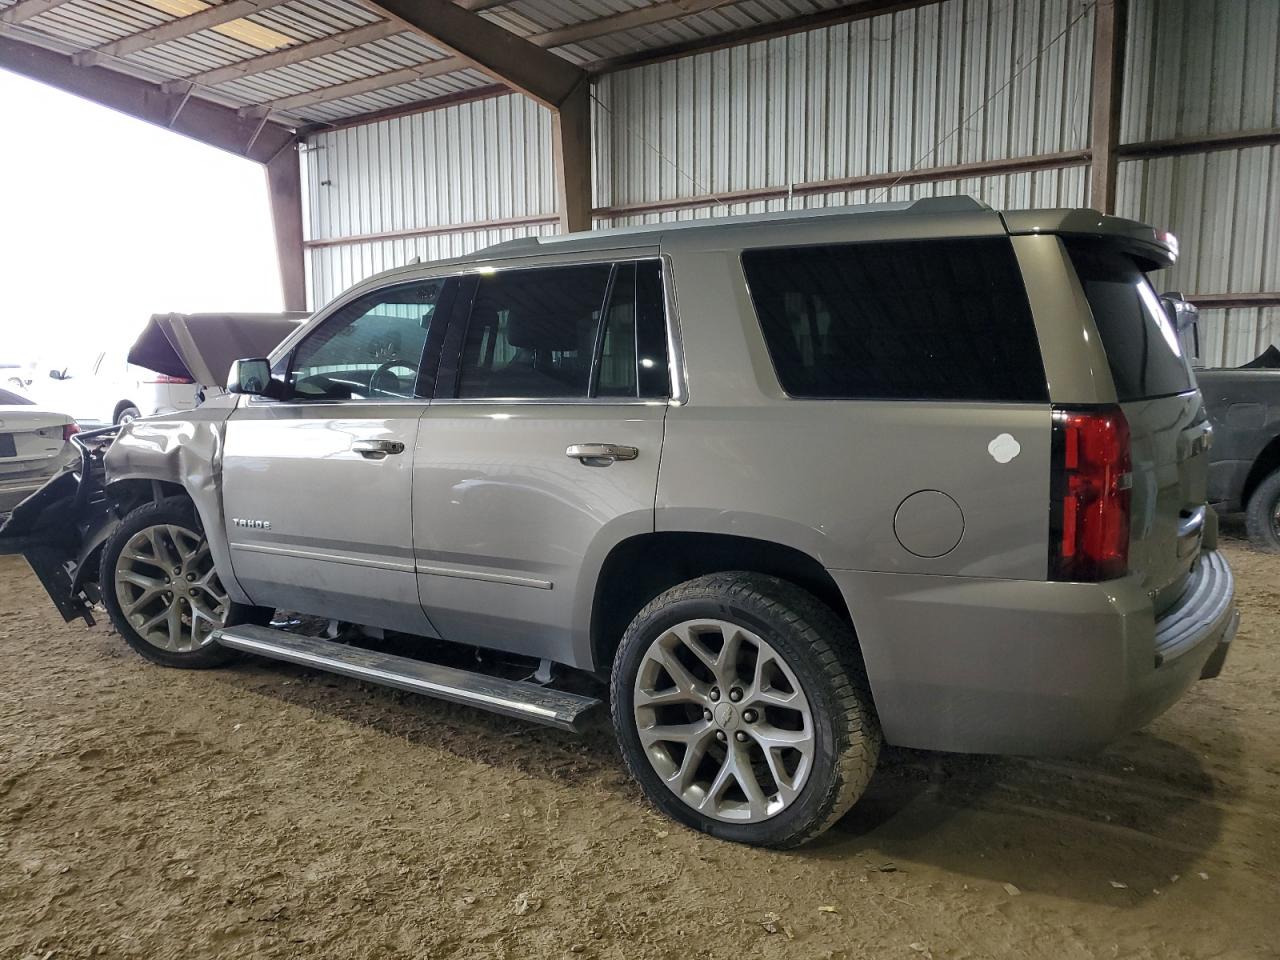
0;0;74;25
359;0;584;109
180;19;401;88
251;56;466;113
0;32;295;162
74;0;294;66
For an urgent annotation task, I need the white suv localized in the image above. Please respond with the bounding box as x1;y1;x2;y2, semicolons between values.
31;350;197;426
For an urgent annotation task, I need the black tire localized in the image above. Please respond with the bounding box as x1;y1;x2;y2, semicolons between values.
1245;468;1280;553
115;405;141;425
100;498;270;668
610;572;880;848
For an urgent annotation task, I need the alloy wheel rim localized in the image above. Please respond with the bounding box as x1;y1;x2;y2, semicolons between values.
114;523;228;652
633;618;815;823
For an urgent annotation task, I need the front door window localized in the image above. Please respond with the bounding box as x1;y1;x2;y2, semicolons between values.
290;280;448;401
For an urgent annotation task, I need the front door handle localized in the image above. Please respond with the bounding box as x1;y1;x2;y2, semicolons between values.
352;439;405;459
566;443;639;465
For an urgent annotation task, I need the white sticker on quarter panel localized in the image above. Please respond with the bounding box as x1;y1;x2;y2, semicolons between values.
988;433;1021;464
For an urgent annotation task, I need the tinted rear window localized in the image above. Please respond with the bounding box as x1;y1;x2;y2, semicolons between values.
1066;242;1194;401
742;238;1047;402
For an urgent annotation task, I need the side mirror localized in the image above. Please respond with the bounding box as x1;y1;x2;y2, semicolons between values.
1160;291;1199;331
227;358;273;396
48;368;64;380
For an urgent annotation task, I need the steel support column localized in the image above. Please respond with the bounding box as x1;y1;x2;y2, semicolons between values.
265;146;308;312
1089;0;1127;214
554;84;593;233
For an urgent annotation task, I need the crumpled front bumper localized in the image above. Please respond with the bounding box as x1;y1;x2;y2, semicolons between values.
0;427;122;625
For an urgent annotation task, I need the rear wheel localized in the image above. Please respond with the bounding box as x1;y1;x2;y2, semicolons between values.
115;405;141;425
100;499;269;668
610;572;880;848
1246;468;1280;553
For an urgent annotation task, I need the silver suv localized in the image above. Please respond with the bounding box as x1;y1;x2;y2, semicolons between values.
0;198;1239;848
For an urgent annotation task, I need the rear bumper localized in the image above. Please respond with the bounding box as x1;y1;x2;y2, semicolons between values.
833;549;1237;755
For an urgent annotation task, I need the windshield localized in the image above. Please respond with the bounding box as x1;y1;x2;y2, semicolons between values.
1066;242;1194;401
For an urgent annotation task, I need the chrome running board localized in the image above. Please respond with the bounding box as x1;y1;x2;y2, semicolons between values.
213;624;601;732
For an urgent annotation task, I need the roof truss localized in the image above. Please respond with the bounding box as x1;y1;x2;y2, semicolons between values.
359;0;585;109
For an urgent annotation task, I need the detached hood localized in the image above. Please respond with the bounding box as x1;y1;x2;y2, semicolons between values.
128;312;308;387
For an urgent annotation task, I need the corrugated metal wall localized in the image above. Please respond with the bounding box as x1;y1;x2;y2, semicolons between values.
592;0;1095;218
1115;0;1280;367
302;92;558;305
300;0;1278;366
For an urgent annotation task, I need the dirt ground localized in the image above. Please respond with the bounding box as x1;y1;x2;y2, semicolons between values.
1;538;1278;960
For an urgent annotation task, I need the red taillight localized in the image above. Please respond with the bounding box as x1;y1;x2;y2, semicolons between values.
1050;405;1132;581
143;373;194;384
63;422;80;441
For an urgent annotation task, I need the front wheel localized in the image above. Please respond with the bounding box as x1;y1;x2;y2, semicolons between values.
99;498;270;668
610;572;880;848
115;405;141;425
1246;468;1280;553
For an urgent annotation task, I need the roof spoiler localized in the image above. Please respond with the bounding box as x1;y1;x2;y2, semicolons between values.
1000;208;1178;270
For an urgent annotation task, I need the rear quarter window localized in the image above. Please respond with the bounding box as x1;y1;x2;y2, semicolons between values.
1065;242;1194;401
741;237;1047;402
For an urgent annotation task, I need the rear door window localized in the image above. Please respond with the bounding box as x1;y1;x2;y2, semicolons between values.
455;260;669;400
741;237;1047;402
1065;243;1194;400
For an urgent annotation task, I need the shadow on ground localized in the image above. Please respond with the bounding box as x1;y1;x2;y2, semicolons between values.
210;648;1237;909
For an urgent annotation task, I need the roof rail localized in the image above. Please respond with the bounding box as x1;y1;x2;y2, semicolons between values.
468;195;991;257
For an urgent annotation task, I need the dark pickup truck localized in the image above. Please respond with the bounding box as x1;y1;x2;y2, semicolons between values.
1176;299;1280;552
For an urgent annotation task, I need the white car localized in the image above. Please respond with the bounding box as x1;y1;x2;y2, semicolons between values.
33;350;198;426
0;386;79;516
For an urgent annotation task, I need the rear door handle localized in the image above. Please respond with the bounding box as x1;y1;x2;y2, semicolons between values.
566;443;639;465
352;439;405;459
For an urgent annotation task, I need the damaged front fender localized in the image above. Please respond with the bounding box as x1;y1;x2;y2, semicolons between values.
105;402;245;604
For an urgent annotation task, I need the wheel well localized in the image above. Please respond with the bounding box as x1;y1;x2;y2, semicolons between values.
105;479;188;516
74;481;188;591
1242;434;1280;508
590;532;854;671
113;399;139;422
